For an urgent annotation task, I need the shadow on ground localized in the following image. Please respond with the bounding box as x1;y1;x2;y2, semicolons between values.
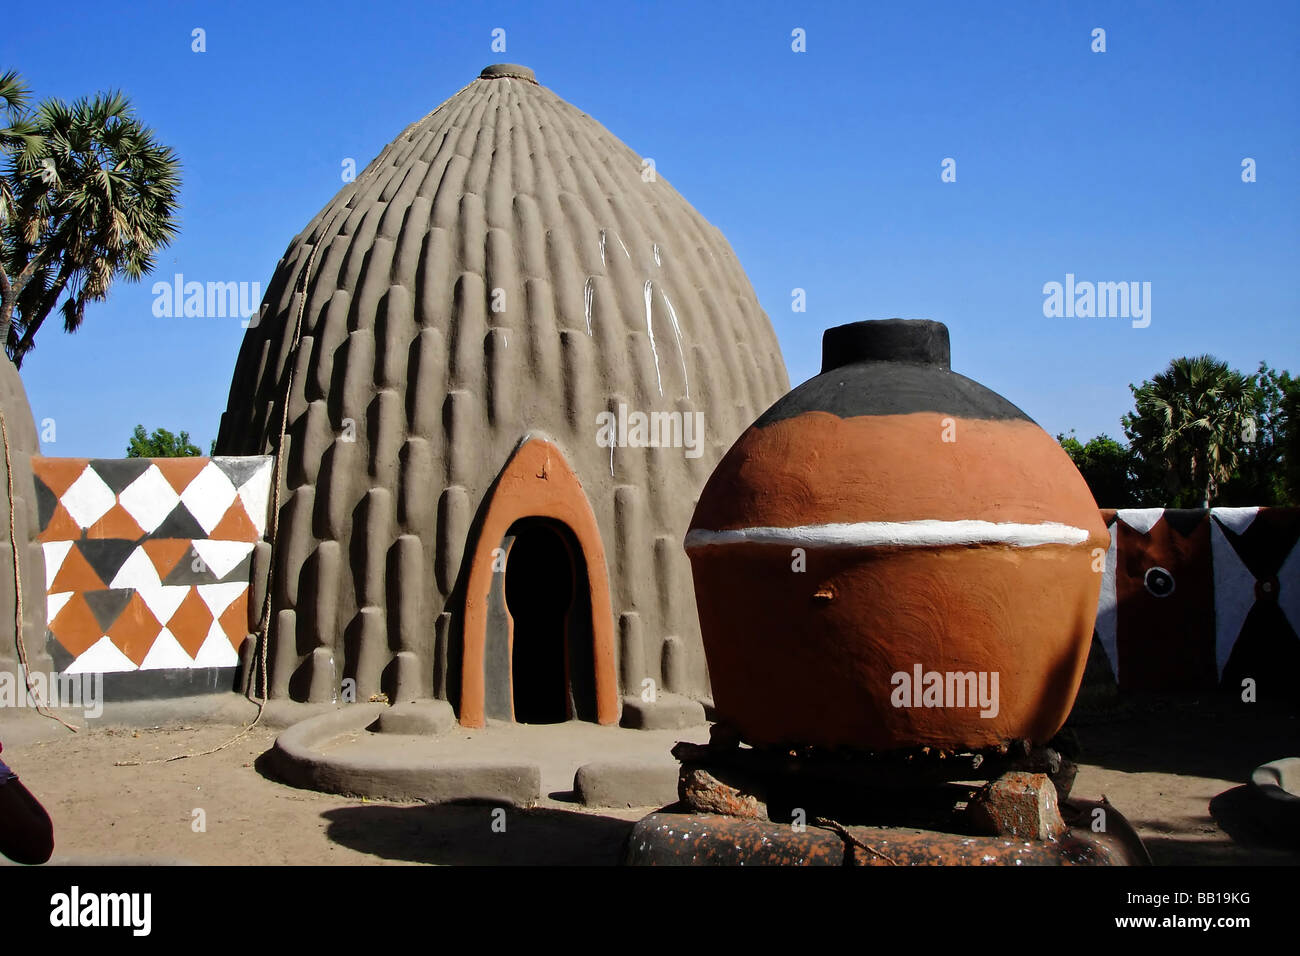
1067;695;1298;781
297;695;1300;867
320;802;638;865
1134;834;1297;866
1201;785;1300;860
1066;696;1300;865
1128;790;1300;866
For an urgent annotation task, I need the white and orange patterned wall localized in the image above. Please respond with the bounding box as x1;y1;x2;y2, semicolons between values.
25;464;1300;704
1094;507;1300;697
33;456;272;675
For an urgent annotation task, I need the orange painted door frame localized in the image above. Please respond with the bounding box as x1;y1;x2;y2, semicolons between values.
458;437;618;727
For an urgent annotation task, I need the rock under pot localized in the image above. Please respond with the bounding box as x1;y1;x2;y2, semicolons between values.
685;319;1109;753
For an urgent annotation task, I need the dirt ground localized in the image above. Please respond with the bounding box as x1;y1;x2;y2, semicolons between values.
2;694;1297;866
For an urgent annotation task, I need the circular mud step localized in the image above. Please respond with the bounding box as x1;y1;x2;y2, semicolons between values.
264;704;541;805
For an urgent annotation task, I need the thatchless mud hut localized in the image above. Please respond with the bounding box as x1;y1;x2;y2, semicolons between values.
217;64;788;726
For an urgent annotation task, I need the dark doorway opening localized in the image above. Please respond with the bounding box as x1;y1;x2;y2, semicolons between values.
504;519;576;724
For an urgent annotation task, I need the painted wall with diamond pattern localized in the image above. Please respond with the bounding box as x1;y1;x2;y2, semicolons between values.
1091;507;1300;702
27;464;1297;706
33;456;272;694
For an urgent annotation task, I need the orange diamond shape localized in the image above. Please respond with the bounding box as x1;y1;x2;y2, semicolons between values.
158;457;210;495
32;457;90;497
217;590;250;650
38;502;82;542
86;503;146;541
210;501;258;541
106;592;163;666
47;592;103;658
50;546;105;593
166;587;214;657
141;539;192;580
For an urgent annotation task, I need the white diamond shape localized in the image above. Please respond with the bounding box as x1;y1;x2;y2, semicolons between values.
179;463;238;535
47;591;73;624
197;582;246;620
118;465;180;534
194;621;239;667
1117;508;1165;535
1094;522;1120;680
1278;540;1300;639
136;584;191;625
61;467;116;529
109;547;162;590
140;628;196;670
235;458;274;538
42;541;73;590
1211;507;1260;536
66;636;137;674
1211;521;1257;677
191;540;255;579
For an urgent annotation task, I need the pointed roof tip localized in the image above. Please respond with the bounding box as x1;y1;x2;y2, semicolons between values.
479;63;538;84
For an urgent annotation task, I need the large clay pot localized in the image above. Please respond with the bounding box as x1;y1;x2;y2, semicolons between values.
685;319;1109;752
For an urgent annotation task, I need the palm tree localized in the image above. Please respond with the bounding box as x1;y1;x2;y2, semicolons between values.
1;76;181;366
0;71;44;336
0;72;42;211
1123;355;1256;507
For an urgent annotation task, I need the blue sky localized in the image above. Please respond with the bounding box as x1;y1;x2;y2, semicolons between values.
4;0;1297;457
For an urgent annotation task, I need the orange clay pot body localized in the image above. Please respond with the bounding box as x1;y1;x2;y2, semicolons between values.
686;321;1109;752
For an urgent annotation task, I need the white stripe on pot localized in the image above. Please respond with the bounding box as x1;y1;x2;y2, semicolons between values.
685;519;1092;550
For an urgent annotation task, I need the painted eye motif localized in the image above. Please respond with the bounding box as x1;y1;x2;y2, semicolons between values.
1144;566;1176;598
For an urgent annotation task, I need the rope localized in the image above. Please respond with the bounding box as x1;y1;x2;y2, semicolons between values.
1;408;78;732
115;177;372;765
110;72;480;764
114;241;318;766
114;84;480;765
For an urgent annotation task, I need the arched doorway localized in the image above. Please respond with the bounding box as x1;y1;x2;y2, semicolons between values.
459;436;618;728
501;517;597;723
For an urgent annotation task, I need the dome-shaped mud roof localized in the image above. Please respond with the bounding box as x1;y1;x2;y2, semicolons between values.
219;63;785;450
214;65;789;712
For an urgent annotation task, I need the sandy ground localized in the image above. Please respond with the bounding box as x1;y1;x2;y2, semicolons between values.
1;694;1297;866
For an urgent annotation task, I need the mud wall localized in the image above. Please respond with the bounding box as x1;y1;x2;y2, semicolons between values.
26;478;1298;707
0;359;48;683
1091;507;1300;702
33;456;272;699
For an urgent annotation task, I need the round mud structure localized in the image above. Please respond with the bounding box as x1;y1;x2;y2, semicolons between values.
215;64;789;722
686;318;1109;752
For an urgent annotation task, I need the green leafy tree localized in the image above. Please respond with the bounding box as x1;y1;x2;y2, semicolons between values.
1218;363;1296;505
0;71;42;339
0;72;181;366
1283;380;1300;505
1122;355;1255;507
1056;431;1142;507
126;424;201;458
1;71;41;224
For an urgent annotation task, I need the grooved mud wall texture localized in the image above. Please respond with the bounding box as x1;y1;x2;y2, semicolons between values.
32;456;272;680
1093;507;1300;698
0;359;47;677
215;68;789;705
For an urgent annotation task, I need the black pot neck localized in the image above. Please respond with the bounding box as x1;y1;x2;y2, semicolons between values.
821;319;951;373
